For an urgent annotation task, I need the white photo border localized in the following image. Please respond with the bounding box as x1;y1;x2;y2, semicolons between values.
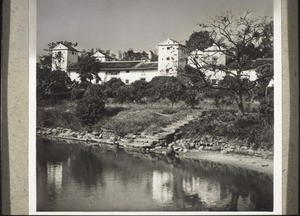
29;0;282;214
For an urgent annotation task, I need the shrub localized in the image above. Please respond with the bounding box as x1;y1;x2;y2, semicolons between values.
37;107;83;131
129;80;149;103
37;69;72;100
71;87;86;99
183;89;202;108
103;78;125;99
76;85;106;125
115;85;133;103
148;76;184;106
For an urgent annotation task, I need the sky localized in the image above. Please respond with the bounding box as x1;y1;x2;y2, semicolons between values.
37;0;273;55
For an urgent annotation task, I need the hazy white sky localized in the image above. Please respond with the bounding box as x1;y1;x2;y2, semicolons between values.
37;0;273;54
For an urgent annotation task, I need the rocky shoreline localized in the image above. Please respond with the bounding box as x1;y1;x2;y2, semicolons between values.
37;126;273;175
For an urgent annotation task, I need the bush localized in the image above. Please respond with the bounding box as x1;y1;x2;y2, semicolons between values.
148;76;184;106
76;85;106;125
115;85;133;103
181;110;274;149
37;107;83;131
37;69;72;100
183;89;202;108
103;78;125;99
71;87;86;99
129;80;149;103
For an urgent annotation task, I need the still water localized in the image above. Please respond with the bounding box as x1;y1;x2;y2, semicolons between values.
37;138;273;211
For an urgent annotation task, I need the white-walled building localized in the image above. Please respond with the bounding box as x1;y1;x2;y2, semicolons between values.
97;61;159;84
92;51;114;62
50;40;272;87
188;45;227;67
51;43;79;74
158;38;187;76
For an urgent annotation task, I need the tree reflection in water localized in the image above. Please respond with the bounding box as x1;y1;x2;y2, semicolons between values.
71;148;105;189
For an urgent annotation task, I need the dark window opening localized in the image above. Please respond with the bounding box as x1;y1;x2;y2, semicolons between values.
125;79;129;84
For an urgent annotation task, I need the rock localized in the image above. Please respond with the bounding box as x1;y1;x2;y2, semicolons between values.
162;151;167;156
168;142;175;147
183;149;188;153
212;146;221;151
198;146;204;150
125;134;133;139
92;131;100;136
246;149;255;155
221;149;228;154
240;146;248;151
155;146;162;149
261;164;269;167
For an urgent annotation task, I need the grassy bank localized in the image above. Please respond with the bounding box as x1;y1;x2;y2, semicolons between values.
37;99;201;136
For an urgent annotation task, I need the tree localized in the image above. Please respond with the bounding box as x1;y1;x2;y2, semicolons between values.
186;31;214;52
148;76;184;106
123;49;149;61
44;41;78;52
115;85;133;103
37;68;72;100
103;78;126;99
129;80;149;103
185;11;273;114
76;55;101;83
76;85;106;125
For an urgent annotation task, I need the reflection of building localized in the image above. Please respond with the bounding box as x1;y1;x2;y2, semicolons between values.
182;177;221;206
46;162;63;193
152;170;173;205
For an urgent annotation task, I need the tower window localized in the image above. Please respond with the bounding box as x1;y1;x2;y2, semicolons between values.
125;79;129;84
126;70;130;73
167;47;171;50
166;57;170;60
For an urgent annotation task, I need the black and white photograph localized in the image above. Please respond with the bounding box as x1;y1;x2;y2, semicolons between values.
32;0;280;214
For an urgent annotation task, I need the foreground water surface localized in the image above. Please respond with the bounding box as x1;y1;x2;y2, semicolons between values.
37;138;273;211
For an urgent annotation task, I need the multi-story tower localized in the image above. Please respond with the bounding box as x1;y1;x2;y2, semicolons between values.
51;43;79;74
157;38;187;76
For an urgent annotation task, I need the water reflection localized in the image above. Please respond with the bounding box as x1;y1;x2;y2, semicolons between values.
152;170;173;205
37;138;273;211
46;162;63;196
70;149;105;189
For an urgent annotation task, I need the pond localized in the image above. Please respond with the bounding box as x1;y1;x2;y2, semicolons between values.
37;138;273;211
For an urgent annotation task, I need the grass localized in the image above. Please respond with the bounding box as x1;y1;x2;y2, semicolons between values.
37;99;201;136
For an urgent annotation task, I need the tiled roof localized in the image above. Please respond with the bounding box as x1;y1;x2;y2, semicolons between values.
52;43;79;52
227;58;273;70
99;61;158;71
99;61;142;70
251;58;273;68
159;38;185;47
93;51;114;59
136;62;158;69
